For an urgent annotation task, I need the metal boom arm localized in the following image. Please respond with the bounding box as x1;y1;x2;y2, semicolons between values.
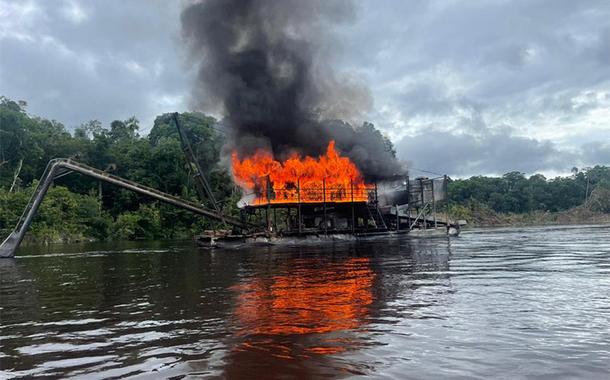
0;158;252;258
172;113;221;213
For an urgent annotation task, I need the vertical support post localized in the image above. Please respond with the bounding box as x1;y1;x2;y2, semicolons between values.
351;180;355;233
240;209;247;231
374;181;378;205
431;179;437;229
297;178;302;235
396;204;400;231
374;181;380;230
323;178;327;235
406;176;410;221
444;175;450;226
420;178;426;230
266;175;271;232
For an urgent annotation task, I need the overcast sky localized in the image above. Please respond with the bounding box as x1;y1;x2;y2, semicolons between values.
1;0;608;177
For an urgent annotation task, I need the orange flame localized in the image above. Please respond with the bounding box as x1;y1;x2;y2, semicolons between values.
231;140;372;205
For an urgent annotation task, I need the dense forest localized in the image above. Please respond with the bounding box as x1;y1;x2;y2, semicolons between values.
0;96;609;242
0;96;236;242
448;167;610;224
450;167;610;212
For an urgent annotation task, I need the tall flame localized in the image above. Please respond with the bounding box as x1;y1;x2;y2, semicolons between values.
232;141;372;205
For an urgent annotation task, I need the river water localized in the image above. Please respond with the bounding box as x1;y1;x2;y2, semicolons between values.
1;225;609;379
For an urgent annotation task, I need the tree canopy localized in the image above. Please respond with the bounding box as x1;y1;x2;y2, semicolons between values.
0;95;608;241
0;97;233;241
448;167;610;213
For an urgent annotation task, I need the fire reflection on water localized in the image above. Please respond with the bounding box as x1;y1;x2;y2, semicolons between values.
230;257;374;358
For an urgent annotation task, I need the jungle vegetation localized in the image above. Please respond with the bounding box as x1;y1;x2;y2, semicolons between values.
0;96;608;242
0;96;236;242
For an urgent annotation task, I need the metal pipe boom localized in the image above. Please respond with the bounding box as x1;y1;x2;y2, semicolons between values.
0;158;252;258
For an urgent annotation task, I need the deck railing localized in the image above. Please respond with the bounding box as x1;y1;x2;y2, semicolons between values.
247;183;377;206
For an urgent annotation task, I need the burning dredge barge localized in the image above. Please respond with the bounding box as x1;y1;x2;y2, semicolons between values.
0;115;460;258
0;0;467;258
206;140;460;247
200;172;459;248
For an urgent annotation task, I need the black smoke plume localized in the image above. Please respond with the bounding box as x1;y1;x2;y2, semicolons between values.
181;0;402;179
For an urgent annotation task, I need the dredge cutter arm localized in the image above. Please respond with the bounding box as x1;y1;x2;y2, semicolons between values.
0;158;252;258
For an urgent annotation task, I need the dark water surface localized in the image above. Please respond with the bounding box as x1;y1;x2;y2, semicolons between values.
1;225;609;379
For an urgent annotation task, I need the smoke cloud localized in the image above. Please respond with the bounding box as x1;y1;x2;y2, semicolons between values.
181;0;402;178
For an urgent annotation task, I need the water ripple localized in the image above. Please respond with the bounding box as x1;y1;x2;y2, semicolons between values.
0;225;608;378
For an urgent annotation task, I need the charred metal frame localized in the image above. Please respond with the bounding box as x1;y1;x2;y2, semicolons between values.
242;174;455;237
242;179;372;235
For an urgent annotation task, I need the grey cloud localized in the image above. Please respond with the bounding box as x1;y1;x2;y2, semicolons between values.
347;0;610;174
365;3;607;87
595;27;610;64
396;129;575;177
395;82;476;118
0;0;608;176
581;142;610;166
0;0;190;131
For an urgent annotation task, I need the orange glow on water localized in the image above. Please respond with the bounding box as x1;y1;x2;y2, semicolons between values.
231;257;374;341
231;140;372;205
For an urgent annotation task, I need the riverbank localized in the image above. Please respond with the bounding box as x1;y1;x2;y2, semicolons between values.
7;207;609;246
453;205;610;228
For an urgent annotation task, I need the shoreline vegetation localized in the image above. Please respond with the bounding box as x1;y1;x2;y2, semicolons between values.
452;206;610;228
1;96;609;244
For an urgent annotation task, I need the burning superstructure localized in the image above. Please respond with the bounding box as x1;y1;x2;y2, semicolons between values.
232;140;371;206
227;140;456;239
229;139;389;236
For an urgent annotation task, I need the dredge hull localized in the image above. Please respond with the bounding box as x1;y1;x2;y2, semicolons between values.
195;228;456;249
